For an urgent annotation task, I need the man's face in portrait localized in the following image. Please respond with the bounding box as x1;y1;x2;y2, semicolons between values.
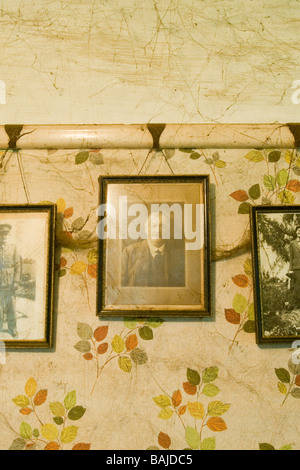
146;212;168;248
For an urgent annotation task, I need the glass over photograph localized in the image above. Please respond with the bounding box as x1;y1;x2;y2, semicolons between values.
0;205;55;348
251;206;300;343
97;176;211;318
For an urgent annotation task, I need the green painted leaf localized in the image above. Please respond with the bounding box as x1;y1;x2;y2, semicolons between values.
179;148;194;153
202;384;220;397
232;293;248;314
268;150;281;162
32;428;40;439
244;150;264;163
75;151;89;165
74;340;91;354
130;348;148;365
200;437;216;450
139;326;154;341
259;443;275;450
207;401;231;416
248;184;261;200
71;217;84;231
89;152;104;165
185;426;200;450
77;323;93;340
243;320;256;333
64;391;76;410
187;368;201;386
247;303;255;321
19;422;32;440
215;160;226;168
58;269;67;278
123;319;138;329
153;395;171;408
68;405;86;421
276;169;289;187
202;367;219;383
190;152;201;160
263;174;276;191
275;368;291;384
238;202;251;214
145;318;164;328
291;388;300;399
280;444;293;450
118;356;133;373
53;417;64;426
9;438;26;450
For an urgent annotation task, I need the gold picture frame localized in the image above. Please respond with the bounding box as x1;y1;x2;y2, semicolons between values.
0;204;56;349
97;175;211;318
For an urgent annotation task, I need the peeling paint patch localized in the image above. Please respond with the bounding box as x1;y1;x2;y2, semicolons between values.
147;123;166;149
4;125;24;149
287;124;300;147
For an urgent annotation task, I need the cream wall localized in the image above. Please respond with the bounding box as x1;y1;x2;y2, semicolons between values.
0;0;300;452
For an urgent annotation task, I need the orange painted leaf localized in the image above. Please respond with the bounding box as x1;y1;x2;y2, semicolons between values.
286;180;300;193
126;334;138;352
72;443;91;451
60;257;67;268
83;353;94;361
295;375;300;387
178;405;187;415
64;207;74;219
34;389;48;406
172;390;182;408
44;442;60;450
97;342;108;354
232;274;249;288
207;417;227;432
183;382;197;395
225;309;241;325
87;264;97;279
94;325;109;342
19;407;32;416
158;432;171;449
230;190;249;202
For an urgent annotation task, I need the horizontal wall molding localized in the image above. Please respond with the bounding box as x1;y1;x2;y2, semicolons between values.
0;123;299;150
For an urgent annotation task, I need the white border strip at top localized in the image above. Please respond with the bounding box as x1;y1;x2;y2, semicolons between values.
0;124;298;149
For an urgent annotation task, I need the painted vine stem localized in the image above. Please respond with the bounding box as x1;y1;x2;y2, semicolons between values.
74;318;164;395
8;378;90;450
148;366;230;451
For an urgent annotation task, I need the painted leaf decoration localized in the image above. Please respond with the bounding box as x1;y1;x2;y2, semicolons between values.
34;389;48;406
202;367;219;383
94;325;109;342
9;438;26;451
68;406;86;421
87;249;98;264
71;217;84;231
89;151;104;165
232;274;249;288
278;190;295;204
243;320;256;333
238;202;251;214
53;417;64;426
44;442;60;451
286;179;300;192
41;423;59;441
206;417;227;432
111;335;125;354
60;426;78;444
70;261;87;275
158;432;171;449
83;353;93;361
202;384;220;397
290;388;300;399
158;408;173;420
263;174;276;191
185;426;200;450
247;303;255;321
232;293;248;314
295;375;300;387
153;395;171;408
276;169;289;187
275;368;291;384
139;326;153;341
244;150;264;163
268;150;281;162
25;377;37;398
60;257;67;268
64;207;74;219
200;437;216;451
64;391;76;410
248;184;261;200
33;428;40;438
145;318;164;328
244;258;252;276
12;395;30;408
288;356;300;375
19;408;32;416
19;422;32;439
74;340;91;354
172;390;182;408
178;405;187;415
130;348;148;365
225;308;240;325
187;402;205;420
215;159;226;168
87;264;97;278
259;443;276;450
123;319;137;329
72;443;91;450
97;343;108;354
190;152;201;160
187;368;200;386
75;151;89;165
56;197;66;213
118;356;132;373
77;323;93;340
207;401;231;416
230;190;249;202
183;382;197;395
279;444;293;450
126;334;138;352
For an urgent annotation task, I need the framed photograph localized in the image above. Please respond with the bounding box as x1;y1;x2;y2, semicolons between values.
97;175;211;318
251;205;300;343
0;204;56;348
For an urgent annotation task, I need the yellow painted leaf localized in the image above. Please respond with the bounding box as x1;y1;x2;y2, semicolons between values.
187;402;205;420
49;402;65;417
278;382;287;395
153;395;172;408
56;198;66;213
111;335;125;354
41;423;59;442
12;395;30;408
60;426;78;444
25;377;37;398
70;261;87;275
158;408;173;420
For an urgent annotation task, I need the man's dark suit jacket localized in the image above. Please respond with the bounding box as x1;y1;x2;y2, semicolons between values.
121;239;185;287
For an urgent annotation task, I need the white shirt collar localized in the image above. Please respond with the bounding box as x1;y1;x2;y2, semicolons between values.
147;240;165;258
